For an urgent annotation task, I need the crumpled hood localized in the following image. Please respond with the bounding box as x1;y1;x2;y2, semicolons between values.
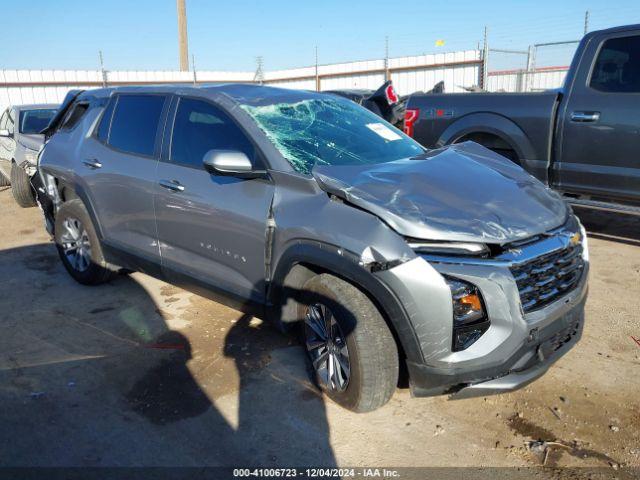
312;142;568;244
18;134;44;151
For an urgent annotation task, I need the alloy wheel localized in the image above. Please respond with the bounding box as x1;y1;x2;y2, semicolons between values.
304;303;351;392
60;217;92;272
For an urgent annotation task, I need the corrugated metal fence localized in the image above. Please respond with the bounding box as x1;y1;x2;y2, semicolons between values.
0;50;482;112
0;47;571;112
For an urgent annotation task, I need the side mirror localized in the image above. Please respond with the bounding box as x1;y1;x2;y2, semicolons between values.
202;150;266;179
0;129;10;137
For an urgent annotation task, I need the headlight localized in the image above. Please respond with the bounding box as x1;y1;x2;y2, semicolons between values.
445;277;490;351
24;149;39;164
408;241;489;256
578;222;589;262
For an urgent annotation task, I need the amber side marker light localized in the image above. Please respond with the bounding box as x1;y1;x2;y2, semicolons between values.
446;277;490;351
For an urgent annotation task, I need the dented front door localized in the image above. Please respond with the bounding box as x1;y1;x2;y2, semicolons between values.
154;96;274;304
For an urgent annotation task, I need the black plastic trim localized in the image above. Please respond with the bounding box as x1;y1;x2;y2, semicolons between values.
269;241;424;363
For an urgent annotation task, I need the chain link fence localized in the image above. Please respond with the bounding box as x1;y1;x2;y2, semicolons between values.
485;40;580;92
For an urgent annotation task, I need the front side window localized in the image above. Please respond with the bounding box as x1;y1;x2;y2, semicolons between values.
170;97;255;169
240;96;424;175
108;95;166;156
590;35;640;93
0;110;8;130
19;109;57;134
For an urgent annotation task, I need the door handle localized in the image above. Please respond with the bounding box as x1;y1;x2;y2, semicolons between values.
159;179;185;192
570;111;600;122
82;159;102;169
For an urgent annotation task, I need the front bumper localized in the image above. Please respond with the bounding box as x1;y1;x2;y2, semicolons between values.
17;159;38;177
374;221;589;398
407;290;585;397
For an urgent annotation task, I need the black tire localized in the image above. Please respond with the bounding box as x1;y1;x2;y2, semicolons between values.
10;163;37;208
54;199;115;285
0;171;9;187
297;274;399;412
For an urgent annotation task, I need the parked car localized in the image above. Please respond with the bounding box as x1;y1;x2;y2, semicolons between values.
0;104;59;207
404;24;640;215
36;84;588;412
327;80;404;128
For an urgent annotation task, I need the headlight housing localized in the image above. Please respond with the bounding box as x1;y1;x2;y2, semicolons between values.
445;277;490;351
578;221;589;262
408;241;489;256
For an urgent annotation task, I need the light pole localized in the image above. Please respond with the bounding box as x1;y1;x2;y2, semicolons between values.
177;0;189;71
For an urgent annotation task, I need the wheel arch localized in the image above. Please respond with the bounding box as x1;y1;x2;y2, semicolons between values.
268;241;425;365
46;176;104;240
437;112;537;164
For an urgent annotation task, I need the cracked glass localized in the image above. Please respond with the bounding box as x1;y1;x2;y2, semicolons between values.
240;97;424;175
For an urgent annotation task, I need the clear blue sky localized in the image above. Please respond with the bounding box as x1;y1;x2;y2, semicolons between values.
0;0;638;72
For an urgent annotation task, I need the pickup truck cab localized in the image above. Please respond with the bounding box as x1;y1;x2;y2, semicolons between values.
36;84;588;412
405;24;640;214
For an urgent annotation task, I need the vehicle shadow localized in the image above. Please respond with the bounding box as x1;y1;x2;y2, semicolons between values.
0;242;339;467
573;207;640;247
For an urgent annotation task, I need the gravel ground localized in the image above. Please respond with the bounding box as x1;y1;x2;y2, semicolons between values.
0;187;638;476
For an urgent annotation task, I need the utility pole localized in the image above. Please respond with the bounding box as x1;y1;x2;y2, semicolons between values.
98;50;107;87
384;35;390;81
584;10;590;35
192;54;197;85
315;46;320;92
481;26;489;90
254;56;264;85
525;44;535;92
176;0;189;71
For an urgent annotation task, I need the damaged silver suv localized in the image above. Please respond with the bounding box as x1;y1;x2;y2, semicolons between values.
36;85;589;412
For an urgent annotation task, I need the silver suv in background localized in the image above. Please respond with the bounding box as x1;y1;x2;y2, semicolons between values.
0;104;58;207
36;85;589;412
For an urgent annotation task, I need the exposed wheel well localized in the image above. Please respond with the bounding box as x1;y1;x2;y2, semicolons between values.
455;132;520;164
276;261;409;387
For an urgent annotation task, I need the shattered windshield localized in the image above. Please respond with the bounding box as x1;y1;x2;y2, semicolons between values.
240;97;424;175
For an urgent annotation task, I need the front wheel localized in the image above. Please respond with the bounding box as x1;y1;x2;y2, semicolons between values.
298;274;399;412
10;163;37;207
54;200;115;285
0;171;9;187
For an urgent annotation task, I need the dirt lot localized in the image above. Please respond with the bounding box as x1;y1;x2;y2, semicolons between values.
0;186;638;474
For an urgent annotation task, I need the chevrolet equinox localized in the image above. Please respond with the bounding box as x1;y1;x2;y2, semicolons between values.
36;85;589;412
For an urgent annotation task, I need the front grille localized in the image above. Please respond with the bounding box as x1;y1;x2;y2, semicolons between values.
511;241;585;313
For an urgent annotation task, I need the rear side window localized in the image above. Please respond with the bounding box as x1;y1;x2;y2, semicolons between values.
108;95;166;156
60;103;88;131
590;35;640;93
170;97;255;169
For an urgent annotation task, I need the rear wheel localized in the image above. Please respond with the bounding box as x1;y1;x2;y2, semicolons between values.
298;274;399;412
10;163;37;207
54;200;115;285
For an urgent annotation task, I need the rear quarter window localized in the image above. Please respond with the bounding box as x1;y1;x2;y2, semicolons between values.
96;97;117;143
60;103;89;131
107;94;166;156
